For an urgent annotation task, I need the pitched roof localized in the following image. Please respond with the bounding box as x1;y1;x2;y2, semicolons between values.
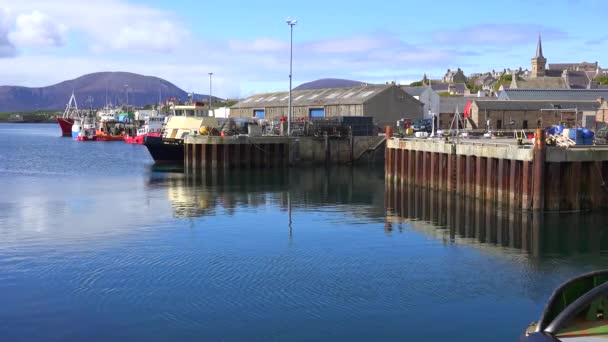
439;96;494;113
499;89;608;101
231;84;404;108
511;77;568;89
567;71;591;89
402;86;430;97
473;100;600;111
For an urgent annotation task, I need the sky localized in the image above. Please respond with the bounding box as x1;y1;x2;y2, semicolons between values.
0;0;606;99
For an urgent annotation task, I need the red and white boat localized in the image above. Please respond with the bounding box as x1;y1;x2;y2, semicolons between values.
57;92;81;137
124;112;166;144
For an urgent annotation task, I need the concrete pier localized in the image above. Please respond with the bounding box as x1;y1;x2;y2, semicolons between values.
183;135;386;172
385;131;608;211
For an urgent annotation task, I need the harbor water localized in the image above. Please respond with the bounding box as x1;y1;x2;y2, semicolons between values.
1;123;608;341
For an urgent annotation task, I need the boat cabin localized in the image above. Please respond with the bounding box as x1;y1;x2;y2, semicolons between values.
172;102;213;118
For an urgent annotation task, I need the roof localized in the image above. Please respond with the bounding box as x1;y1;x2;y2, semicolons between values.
472;100;601;111
499;89;608;101
402;86;430;97
511;77;568;89
535;35;544;58
567;71;592;89
231;84;407;108
438;96;489;113
549;62;598;71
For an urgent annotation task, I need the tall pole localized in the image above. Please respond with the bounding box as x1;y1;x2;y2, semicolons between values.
287;18;297;136
208;72;213;108
124;84;129;112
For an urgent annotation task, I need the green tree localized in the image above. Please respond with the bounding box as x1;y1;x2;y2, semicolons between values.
493;74;513;92
596;74;608;85
410;81;424;86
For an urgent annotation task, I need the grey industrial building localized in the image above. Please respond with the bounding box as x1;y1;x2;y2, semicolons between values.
230;84;423;127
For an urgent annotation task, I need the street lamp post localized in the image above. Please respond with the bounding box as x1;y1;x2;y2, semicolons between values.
286;17;297;136
208;72;213;108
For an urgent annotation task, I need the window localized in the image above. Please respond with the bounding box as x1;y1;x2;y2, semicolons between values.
497;120;502;129
523;120;528;129
309;108;325;119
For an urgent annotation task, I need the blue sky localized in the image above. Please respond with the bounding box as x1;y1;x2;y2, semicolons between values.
0;0;606;98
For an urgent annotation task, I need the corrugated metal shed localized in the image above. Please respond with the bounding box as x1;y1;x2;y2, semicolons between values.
473;100;600;111
231;84;391;108
499;89;608;101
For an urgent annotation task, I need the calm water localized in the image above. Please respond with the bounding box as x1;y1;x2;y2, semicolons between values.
1;123;608;341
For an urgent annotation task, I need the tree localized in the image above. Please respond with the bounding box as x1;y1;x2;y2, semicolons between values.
596;74;608;85
410;81;424;87
493;74;513;92
466;82;479;94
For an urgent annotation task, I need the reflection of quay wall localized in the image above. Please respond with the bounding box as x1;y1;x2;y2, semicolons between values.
156;167;386;219
385;184;608;258
385;133;608;211
183;136;385;172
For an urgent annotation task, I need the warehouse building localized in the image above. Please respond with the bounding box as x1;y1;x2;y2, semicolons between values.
230;84;423;127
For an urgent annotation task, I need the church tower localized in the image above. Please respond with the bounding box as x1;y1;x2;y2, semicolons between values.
531;35;547;78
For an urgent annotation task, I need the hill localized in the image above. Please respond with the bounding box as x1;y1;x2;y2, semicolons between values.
0;72;222;112
294;78;367;91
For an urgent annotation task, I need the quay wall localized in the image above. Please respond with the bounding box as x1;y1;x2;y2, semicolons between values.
385;131;608;212
183;135;385;172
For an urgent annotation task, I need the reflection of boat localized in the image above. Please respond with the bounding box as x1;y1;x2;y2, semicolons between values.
57;92;80;137
144;102;218;163
522;270;608;341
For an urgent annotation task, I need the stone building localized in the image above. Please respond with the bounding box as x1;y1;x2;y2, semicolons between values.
468;99;604;130
230;84;423;127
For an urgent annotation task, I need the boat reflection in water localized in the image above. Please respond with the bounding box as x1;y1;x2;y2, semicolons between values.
385;183;608;259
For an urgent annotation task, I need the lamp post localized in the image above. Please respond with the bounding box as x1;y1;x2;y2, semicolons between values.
286;17;297;136
208;72;213;108
124;84;129;112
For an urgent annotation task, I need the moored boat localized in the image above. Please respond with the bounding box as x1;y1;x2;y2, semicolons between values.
57;92;80;137
521;270;608;341
143;102;218;163
124;111;166;144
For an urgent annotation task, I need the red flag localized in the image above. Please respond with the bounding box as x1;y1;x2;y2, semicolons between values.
464;101;472;119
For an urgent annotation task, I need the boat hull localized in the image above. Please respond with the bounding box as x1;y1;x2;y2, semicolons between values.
124;132;161;145
77;135;97;141
56;118;74;137
144;135;184;164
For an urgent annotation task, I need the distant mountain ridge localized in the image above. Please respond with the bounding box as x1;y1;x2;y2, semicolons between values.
0;72;222;112
294;78;367;91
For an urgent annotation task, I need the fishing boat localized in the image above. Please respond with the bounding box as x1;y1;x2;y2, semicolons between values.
521;270;608;341
144;101;218;163
76;113;98;141
57;92;80;137
124;110;166;144
95;111;130;141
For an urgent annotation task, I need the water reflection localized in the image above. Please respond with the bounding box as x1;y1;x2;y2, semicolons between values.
147;167;386;220
385;184;608;260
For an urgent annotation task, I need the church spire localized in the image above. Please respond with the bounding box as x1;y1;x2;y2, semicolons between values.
535;34;544;58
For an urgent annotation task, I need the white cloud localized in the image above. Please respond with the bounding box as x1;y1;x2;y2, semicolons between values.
111;21;188;53
8;10;65;47
5;0;191;53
